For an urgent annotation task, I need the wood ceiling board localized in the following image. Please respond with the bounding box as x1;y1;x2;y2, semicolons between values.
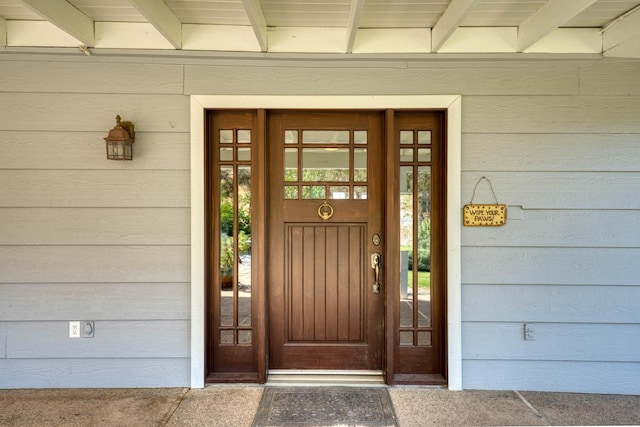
0;0;42;20
360;12;443;27
461;0;546;26
69;0;145;21
565;0;640;26
262;0;350;27
167;0;249;25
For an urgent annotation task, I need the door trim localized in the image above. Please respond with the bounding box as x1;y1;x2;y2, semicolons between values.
190;95;462;389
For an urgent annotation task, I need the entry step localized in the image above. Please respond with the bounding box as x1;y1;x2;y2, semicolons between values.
266;370;385;387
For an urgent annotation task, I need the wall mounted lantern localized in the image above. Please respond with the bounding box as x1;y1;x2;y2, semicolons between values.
104;115;135;160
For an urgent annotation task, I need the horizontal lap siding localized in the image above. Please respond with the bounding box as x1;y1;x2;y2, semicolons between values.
461;61;640;394
6;321;190;358
462;247;640;286
0;246;190;283
462;323;640;362
1;54;639;393
0;60;190;388
0;170;189;207
0;93;190;132
463;285;640;323
0;359;190;388
464;96;640;134
463;209;640;248
0;283;189;321
0;208;189;245
463;360;640;394
0;131;189;170
184;63;579;95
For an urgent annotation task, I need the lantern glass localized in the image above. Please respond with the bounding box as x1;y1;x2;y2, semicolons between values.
106;140;132;160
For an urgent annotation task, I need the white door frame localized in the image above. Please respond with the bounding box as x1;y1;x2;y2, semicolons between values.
189;95;462;389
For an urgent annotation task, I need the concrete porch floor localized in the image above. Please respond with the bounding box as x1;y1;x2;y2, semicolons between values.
0;386;639;426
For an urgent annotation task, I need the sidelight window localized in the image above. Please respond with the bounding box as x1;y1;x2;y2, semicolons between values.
399;130;432;347
218;129;252;346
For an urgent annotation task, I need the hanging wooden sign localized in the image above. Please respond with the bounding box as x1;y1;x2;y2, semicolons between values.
463;176;507;227
463;204;507;226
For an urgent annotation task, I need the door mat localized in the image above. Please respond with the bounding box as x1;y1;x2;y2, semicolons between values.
252;387;398;426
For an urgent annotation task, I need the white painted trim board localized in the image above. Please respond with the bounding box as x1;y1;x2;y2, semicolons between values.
190;95;463;390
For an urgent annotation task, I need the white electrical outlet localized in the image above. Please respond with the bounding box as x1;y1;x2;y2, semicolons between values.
524;323;535;340
69;321;81;338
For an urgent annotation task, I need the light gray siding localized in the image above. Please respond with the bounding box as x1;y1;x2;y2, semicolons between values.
1;53;639;393
460;59;640;394
0;59;190;388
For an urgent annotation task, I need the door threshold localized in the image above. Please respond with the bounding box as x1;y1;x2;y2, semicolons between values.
266;370;386;387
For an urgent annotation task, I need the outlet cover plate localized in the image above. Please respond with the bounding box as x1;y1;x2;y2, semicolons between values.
83;321;95;338
69;321;81;338
524;323;535;340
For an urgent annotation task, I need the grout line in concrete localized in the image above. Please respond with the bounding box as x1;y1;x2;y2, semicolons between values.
513;390;551;426
159;387;190;427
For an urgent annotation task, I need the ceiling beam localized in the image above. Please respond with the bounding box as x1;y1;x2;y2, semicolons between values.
241;0;268;52
603;5;640;54
345;0;366;53
517;0;598;51
431;0;482;52
129;0;182;49
20;0;94;46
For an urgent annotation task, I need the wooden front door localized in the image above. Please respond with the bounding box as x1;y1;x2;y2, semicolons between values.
267;111;385;370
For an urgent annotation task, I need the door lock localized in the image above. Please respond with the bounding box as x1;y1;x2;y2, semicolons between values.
371;252;382;294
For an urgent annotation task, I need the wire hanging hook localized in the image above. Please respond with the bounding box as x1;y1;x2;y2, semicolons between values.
469;176;499;205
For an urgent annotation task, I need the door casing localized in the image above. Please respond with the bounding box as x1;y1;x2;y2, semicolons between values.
190;95;463;389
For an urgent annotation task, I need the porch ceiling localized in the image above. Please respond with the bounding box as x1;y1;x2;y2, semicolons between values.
1;0;639;58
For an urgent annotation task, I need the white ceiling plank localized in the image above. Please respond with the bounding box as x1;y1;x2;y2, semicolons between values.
20;0;94;46
182;24;262;52
431;0;482;52
438;27;517;53
0;17;6;47
241;0;267;52
353;28;430;54
525;28;601;54
605;33;640;58
603;7;640;52
517;0;599;51
95;22;175;49
345;0;366;53
129;0;182;49
268;27;345;53
6;20;84;46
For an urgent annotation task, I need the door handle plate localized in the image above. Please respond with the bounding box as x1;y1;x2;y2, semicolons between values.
371;252;381;294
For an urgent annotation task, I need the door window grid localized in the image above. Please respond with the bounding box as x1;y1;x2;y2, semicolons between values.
399;130;433;347
218;129;252;346
284;129;368;200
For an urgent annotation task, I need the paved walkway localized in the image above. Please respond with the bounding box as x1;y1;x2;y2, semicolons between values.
0;386;639;426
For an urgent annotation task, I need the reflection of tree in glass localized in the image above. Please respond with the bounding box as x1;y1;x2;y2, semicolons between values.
302;168;349;182
219;166;252;279
354;169;367;182
302;186;326;199
402;169;431;272
219;168;251;237
285;168;297;182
